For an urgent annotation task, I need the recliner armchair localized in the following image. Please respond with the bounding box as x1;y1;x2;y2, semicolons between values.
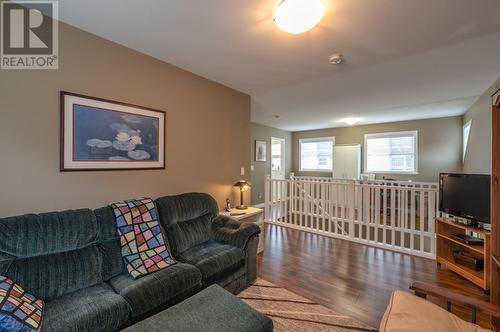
155;192;260;294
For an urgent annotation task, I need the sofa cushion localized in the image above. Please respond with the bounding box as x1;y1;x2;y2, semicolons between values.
0;209;97;256
155;193;218;256
95;206;125;281
42;283;130;332
177;240;245;285
2;246;102;302
0;210;102;301
380;290;490;332
107;263;202;319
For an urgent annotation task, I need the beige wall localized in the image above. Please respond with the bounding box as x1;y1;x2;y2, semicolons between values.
292;116;463;182
462;78;500;174
0;22;251;217
250;123;292;205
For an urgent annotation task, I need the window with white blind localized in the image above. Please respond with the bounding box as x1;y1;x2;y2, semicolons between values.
299;137;334;172
364;131;418;174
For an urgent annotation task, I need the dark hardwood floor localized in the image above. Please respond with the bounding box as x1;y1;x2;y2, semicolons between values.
257;223;490;329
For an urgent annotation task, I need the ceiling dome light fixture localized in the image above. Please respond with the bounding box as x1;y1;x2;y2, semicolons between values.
342;118;361;126
273;0;325;34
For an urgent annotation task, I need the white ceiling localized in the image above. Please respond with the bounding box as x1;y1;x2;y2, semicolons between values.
57;0;500;131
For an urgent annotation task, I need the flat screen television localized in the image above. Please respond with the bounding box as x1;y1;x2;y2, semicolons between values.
439;173;491;224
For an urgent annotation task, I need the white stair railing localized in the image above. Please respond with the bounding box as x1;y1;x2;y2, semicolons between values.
292;177;348;235
265;174;439;258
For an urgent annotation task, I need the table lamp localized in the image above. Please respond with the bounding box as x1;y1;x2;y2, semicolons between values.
233;180;251;210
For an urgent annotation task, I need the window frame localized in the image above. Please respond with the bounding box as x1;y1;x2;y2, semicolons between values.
462;119;472;163
299;136;335;172
363;130;418;175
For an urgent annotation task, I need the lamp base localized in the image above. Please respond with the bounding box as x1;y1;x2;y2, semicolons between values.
235;205;248;210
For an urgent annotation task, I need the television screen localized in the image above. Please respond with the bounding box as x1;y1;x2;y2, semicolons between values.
439;173;491;224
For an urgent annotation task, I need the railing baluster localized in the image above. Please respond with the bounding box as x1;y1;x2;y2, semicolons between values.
420;189;425;253
410;189;416;252
391;186;396;248
428;190;435;255
374;187;380;243
321;182;326;232
265;175;270;221
290;179;296;226
357;184;362;240
399;188;404;248
382;186;387;245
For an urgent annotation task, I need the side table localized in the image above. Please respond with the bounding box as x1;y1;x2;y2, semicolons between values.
219;207;264;254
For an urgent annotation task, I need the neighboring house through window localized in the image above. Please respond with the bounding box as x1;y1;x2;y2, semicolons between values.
364;131;418;174
299;137;334;172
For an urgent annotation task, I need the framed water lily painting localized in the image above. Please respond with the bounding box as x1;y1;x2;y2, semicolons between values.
60;91;165;171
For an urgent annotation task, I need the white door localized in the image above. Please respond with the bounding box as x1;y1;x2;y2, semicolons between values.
271;137;285;180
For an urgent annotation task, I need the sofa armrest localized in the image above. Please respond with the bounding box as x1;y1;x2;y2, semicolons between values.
410;282;500;323
211;215;260;250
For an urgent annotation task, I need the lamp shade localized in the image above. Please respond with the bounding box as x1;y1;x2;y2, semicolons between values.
233;180;250;210
233;180;251;190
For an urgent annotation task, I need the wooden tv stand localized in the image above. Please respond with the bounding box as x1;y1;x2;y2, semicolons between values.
435;217;490;292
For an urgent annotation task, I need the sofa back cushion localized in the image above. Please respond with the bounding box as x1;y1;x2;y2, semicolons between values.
155;193;218;256
0;209;102;301
94;206;125;281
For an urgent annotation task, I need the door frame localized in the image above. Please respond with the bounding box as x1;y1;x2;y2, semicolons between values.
270;136;286;180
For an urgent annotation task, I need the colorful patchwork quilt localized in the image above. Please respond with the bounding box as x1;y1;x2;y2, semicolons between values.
111;197;176;279
0;276;44;332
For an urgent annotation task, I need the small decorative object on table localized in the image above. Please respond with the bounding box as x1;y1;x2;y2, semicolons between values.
233;180;251;210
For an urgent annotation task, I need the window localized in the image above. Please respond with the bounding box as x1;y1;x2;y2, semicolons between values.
463;120;472;162
299;137;334;172
364;131;418;174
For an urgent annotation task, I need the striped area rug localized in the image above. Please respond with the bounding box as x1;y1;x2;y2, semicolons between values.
238;279;378;332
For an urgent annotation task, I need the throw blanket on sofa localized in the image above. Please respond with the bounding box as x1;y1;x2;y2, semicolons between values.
0;276;44;332
111;198;176;279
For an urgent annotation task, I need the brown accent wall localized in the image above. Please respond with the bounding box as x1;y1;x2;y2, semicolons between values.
292;116;463;182
0;22;250;217
250;123;292;205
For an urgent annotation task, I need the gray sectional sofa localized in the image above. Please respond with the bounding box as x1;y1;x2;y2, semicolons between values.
0;193;261;331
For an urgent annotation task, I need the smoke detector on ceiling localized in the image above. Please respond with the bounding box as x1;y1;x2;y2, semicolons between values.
329;53;343;65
